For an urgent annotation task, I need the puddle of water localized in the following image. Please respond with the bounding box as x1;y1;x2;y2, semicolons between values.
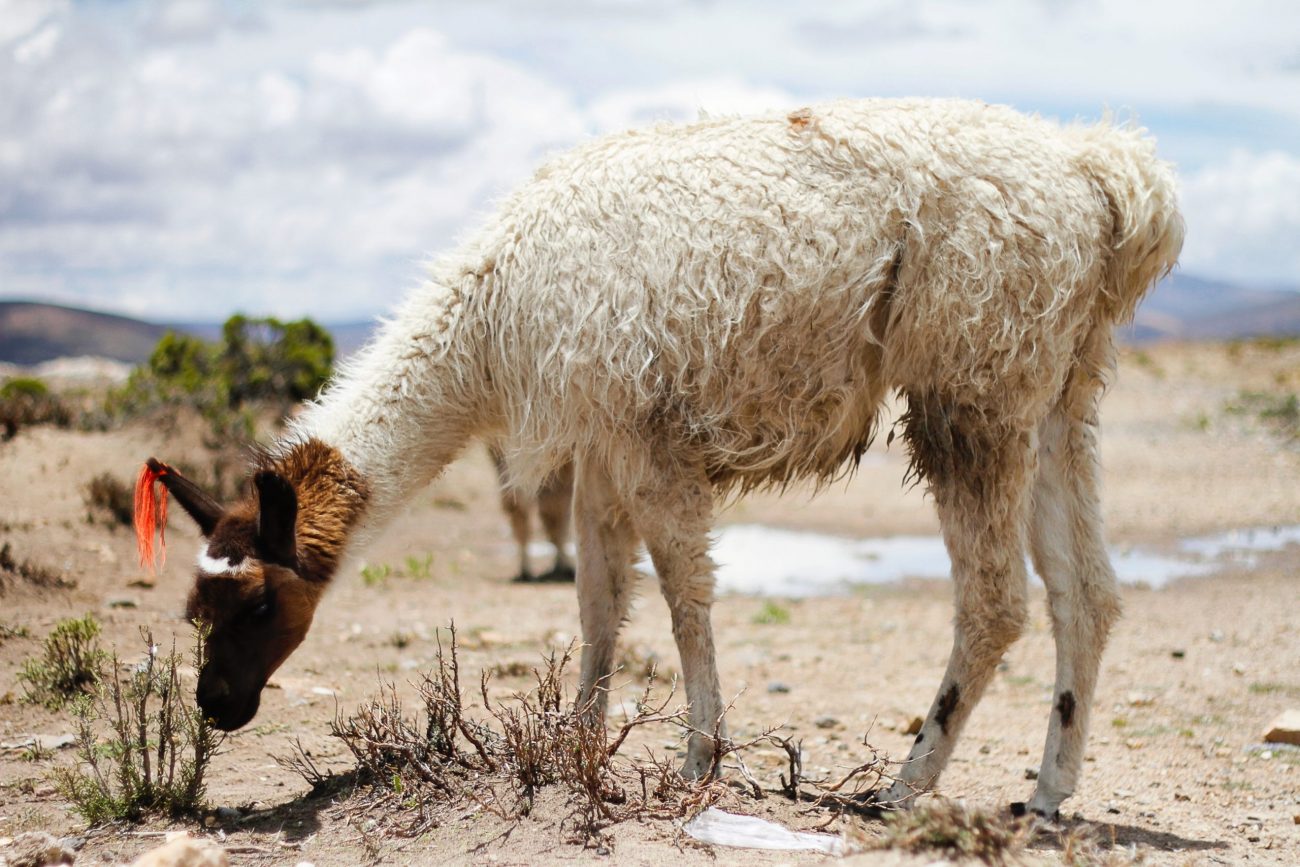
708;524;1300;597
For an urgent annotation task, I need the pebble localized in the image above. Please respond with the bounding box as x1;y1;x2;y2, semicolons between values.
215;806;241;823
1170;649;1186;659
129;833;228;867
107;597;138;609
902;716;924;736
813;715;839;729
766;681;791;694
1263;710;1300;746
0;734;76;751
1025;768;1039;781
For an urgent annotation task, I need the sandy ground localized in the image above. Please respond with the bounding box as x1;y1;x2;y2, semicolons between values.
1;340;1299;865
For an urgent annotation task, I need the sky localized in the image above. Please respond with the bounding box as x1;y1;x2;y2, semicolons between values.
2;0;1299;322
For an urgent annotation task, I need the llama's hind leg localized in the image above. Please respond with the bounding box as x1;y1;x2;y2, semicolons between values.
490;446;535;582
537;461;575;581
881;400;1035;807
1021;389;1121;819
627;466;724;780
573;457;638;719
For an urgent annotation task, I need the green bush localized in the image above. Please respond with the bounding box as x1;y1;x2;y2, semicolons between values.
54;629;225;824
19;615;107;709
108;314;334;436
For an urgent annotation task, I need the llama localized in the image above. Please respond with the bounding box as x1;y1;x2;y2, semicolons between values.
136;99;1182;818
487;446;574;582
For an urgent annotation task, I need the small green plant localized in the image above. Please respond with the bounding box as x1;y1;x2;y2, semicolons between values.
389;630;413;650
53;629;225;824
18;615;107;709
0;622;30;643
403;553;434;579
360;562;393;586
752;600;791;625
84;472;134;527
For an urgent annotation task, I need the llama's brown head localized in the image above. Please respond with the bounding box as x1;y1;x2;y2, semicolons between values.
137;459;326;731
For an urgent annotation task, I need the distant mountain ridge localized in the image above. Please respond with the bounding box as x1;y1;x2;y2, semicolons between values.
3;274;1299;366
0;301;378;365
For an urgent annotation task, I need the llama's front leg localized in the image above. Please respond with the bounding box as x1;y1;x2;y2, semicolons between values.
573;459;637;719
1022;400;1121;820
882;410;1034;807
631;473;725;779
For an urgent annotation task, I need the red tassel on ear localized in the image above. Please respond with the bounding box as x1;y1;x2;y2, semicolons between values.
135;460;170;571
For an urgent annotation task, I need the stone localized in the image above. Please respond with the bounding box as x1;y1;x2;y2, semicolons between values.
1263;710;1300;746
129;833;228;867
766;681;791;694
4;831;75;866
0;734;76;751
813;715;839;729
902;716;924;736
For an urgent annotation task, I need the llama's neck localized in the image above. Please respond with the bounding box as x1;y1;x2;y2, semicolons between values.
260;438;371;583
287;279;488;542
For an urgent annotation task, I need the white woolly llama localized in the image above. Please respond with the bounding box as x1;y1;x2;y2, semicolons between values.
135;98;1183;819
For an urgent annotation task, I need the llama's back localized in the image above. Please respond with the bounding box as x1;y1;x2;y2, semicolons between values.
462;99;1179;492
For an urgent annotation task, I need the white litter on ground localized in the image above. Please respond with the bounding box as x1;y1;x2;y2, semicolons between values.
683;808;844;855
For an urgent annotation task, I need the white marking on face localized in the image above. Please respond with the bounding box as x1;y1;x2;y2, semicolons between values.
196;549;250;576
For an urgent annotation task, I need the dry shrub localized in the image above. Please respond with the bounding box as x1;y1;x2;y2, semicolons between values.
0;542;74;593
0;377;71;441
866;799;1030;864
84;472;134;527
53;628;225;824
282;625;723;847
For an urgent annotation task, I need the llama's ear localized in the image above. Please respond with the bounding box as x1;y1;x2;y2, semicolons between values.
253;470;298;568
154;460;224;537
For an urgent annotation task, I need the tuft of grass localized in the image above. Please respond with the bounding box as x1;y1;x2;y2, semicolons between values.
52;628;225;824
1227;389;1300;440
403;553;434;579
84;472;134;527
360;562;393;586
18;614;107;709
872;799;1029;864
752;600;792;625
0;622;30;643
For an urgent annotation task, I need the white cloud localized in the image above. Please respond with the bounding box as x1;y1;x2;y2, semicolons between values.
1180;150;1300;285
1;0;1298;321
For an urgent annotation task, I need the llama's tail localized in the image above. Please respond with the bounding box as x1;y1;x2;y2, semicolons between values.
1071;122;1185;325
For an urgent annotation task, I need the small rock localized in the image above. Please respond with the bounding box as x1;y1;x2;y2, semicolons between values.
127;577;156;589
57;836;86;852
4;831;75;866
214;806;241;823
1170;649;1186;659
903;716;924;736
1025;767;1039;781
1232;662;1246;676
1126;691;1155;707
1;734;76;751
130;833;229;867
1293;814;1299;825
814;715;839;729
1264;710;1300;746
107;597;138;609
1209;630;1225;643
767;681;791;694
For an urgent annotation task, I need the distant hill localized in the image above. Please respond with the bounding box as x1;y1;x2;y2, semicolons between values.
4;274;1298;367
0;301;169;365
1;301;378;365
1126;273;1300;343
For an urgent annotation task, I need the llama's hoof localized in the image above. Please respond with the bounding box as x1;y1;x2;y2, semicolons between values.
1008;802;1061;823
539;563;576;583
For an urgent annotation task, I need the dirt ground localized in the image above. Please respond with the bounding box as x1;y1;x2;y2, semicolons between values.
1;339;1298;865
